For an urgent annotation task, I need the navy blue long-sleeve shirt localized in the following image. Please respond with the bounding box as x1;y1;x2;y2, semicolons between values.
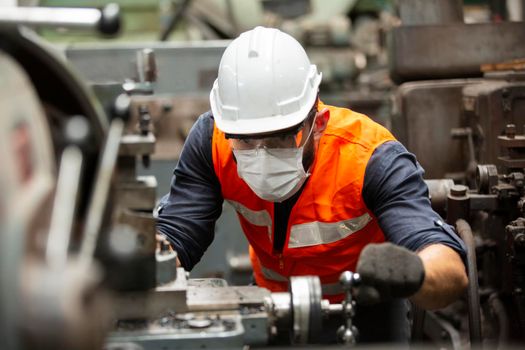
156;111;466;270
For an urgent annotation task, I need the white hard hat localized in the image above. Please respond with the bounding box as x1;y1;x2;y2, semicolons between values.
210;26;322;135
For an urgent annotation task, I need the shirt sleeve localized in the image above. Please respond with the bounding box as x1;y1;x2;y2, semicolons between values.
362;141;466;260
156;112;223;270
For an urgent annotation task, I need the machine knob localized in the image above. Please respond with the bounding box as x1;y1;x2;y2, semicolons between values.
337;324;359;345
337;271;360;345
98;3;121;36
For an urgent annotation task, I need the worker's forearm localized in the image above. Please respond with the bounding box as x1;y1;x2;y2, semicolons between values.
410;244;468;310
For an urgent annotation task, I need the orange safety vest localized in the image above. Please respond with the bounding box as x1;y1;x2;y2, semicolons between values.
211;102;396;302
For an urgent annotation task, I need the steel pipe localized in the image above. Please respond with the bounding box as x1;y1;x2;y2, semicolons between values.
0;4;120;35
455;219;482;346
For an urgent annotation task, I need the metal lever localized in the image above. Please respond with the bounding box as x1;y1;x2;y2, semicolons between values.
0;4;121;36
79;119;124;268
45;146;83;268
337;271;361;345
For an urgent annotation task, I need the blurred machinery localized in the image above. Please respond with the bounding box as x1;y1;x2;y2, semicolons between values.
4;0;525;349
0;6;359;350
390;0;525;347
0;9;114;349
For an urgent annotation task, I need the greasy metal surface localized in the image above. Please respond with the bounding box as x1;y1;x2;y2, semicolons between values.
393;79;479;179
109;275;272;348
107;312;245;350
240;310;269;346
112;268;189;319
389;22;525;83
186;286;271;311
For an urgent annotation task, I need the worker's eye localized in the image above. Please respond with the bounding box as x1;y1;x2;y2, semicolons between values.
280;134;296;143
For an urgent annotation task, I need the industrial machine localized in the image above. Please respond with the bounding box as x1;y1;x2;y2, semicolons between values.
0;7;363;349
3;1;525;349
405;71;525;348
390;1;525;348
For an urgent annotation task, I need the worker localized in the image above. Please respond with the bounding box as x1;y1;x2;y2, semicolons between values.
157;26;468;343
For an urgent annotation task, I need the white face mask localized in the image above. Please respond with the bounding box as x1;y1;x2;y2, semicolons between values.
232;120;315;202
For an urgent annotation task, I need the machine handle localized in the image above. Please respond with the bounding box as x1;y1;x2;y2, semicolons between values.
0;3;121;35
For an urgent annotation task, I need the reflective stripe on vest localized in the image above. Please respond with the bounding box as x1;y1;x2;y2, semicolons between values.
260;264;343;295
227;200;272;238
288;213;372;248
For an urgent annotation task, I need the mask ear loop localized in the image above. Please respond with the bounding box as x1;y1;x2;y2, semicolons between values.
295;113;318;178
298;113;317;149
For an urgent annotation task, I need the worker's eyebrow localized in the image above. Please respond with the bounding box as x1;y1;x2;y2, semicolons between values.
225;105;317;140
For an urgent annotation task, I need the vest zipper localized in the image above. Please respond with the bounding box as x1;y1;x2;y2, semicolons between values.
278;253;284;270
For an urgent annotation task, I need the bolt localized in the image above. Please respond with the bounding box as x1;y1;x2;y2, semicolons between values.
342;302;354;318
339;271;354;289
139;105;151;136
137;233;146;246
161;240;171;253
506;124;517;138
450;185;468;196
162;102;173;113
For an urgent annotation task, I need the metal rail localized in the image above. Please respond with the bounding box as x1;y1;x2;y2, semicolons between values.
0;4;120;35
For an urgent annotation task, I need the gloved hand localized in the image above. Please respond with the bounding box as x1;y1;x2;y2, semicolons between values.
355;242;425;305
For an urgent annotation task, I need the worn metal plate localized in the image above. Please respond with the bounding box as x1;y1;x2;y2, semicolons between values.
187;286;270;311
119;134;156;156
112;268;189;319
389;22;525;83
107;312;245;350
393;79;480;178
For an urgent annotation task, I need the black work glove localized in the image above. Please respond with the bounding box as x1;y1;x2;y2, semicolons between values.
355;242;425;305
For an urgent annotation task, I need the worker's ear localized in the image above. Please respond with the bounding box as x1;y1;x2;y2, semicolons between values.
313;108;329;140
